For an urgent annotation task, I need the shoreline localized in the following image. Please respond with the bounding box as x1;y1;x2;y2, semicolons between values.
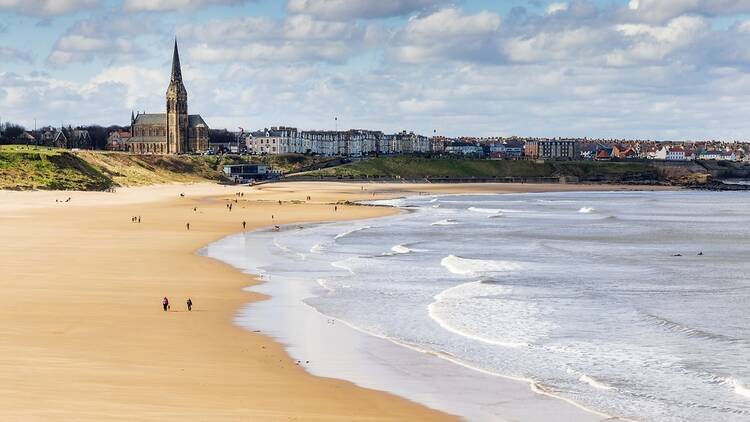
0;182;672;420
205;196;618;422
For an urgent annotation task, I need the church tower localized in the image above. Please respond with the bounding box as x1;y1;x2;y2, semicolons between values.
166;39;188;154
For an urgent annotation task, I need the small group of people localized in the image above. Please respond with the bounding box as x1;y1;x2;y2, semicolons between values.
306;196;311;201
131;216;141;223
235;192;244;198
55;197;72;203
162;296;192;312
226;203;234;212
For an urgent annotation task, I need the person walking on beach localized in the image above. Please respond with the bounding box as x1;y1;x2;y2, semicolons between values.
242;221;246;230
162;297;169;312
138;216;141;223
186;298;193;312
186;222;190;230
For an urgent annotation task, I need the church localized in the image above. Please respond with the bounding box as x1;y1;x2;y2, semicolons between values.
127;40;209;154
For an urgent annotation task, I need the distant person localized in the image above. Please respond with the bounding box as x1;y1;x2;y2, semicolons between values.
162;297;169;312
180;193;185;197
138;216;141;223
186;298;193;312
278;200;282;205
334;206;338;212
242;221;246;230
698;251;704;256
186;222;190;230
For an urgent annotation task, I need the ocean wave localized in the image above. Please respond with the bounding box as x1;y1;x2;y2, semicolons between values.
391;244;412;254
567;367;614;390
316;278;335;293
468;207;503;214
579;207;596;214
431;219;460;226
331;258;357;275
728;378;750;400
310;243;324;253
440;255;522;277
640;313;742;344
334;225;371;240
428;280;552;348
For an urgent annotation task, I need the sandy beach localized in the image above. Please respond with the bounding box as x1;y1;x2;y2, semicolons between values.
0;181;668;421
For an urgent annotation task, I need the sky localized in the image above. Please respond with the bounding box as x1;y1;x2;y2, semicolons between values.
2;0;750;140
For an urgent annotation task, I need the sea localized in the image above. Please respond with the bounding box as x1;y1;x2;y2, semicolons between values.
202;191;750;421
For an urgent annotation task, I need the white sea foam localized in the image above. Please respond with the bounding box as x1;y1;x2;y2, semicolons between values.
468;207;503;214
316;278;335;293
310;243;324;253
391;244;412;254
331;258;357;275
428;280;553;348
579;207;596;214
334;226;371;240
728;378;750;399
440;255;522;277
431;219;459;226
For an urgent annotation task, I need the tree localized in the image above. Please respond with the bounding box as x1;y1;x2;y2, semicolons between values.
0;122;26;145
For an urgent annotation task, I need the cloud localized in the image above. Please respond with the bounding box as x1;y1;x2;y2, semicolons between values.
122;0;253;12
179;14;379;63
389;8;502;63
286;0;448;20
606;16;709;66
545;2;568;14
626;0;750;23
0;0;96;16
47;15;158;65
0;46;32;63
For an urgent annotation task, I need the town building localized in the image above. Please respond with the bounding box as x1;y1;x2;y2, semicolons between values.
127;40;209;154
106;130;132;151
524;139;579;160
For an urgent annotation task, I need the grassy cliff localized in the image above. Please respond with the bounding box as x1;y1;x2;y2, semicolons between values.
302;156;662;182
0;146;327;191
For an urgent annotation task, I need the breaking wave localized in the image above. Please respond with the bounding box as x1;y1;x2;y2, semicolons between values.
440;255;522;277
431;219;460;226
334;225;371;240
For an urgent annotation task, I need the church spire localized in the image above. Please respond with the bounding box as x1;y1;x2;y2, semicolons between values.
171;38;182;83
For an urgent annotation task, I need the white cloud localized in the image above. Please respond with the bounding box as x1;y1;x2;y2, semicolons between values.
607;16;708;66
390;8;501;63
625;0;750;23
286;0;447;20
0;46;32;63
0;0;96;16
122;0;251;12
546;2;568;15
47;15;157;65
178;14;378;63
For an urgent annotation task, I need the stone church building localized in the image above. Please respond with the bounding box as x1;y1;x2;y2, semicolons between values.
128;41;209;154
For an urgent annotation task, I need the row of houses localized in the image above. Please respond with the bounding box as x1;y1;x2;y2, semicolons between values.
8;127;93;149
101;125;749;162
244;128;431;156
580;142;740;162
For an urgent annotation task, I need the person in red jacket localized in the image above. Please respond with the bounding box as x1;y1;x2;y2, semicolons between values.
162;296;169;312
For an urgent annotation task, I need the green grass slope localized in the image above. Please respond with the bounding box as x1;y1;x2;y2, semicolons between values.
0;146;112;190
0;146;334;191
305;156;660;182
